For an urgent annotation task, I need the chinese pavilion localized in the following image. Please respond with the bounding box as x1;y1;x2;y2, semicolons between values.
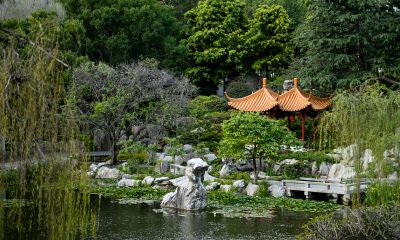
225;78;331;141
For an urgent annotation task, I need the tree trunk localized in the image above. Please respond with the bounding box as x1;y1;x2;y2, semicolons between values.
110;138;118;165
252;157;258;184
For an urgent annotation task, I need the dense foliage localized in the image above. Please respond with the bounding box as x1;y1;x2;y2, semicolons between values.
295;0;400;94
60;0;181;66
181;0;291;93
299;206;400;240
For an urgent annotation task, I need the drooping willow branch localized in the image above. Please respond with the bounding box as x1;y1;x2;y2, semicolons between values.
0;27;70;68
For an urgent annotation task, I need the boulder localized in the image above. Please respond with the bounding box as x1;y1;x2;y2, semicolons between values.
154;177;170;183
236;160;253;171
161;158;208;210
246;183;260;196
174;156;184;165
205;182;221;191
170;176;187;187
95;167;121;179
170;164;186;175
117;179;140;187
232;180;246;193
361;149;374;171
93;129;111;151
183;144;193;153
319;162;332;176
328;163;355;180
311;161;318;175
118;130;128;142
204;172;216;182
219;161;235;177
142;176;155;186
203;153;217;163
388;171;398;180
131;125;144;137
258;171;267;179
146;124;166;142
272;164;281;175
155;159;170;174
250;171;268;180
89;162;106;173
268;184;286;197
121;174;133;179
280;158;299;165
220;185;232;192
342;144;358;163
164;156;173;162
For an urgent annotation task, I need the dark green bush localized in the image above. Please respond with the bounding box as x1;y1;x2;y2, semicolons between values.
225;81;252;98
188;95;227;118
204;112;231;124
280;161;311;179
273;151;334;165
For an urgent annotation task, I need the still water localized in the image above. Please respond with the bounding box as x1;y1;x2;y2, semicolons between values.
96;199;315;240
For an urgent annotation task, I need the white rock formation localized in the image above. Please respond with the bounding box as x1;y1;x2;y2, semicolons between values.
160;158;208;210
388;171;398;180
142;176;155;186
204;153;217;162
245;183;259;196
328;163;355;180
233;179;246;193
117;178;139;187
205;182;221;191
95;166;121;179
220;185;232;192
268;184;286;197
319;162;332;176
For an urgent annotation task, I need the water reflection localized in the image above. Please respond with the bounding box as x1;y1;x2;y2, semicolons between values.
96;198;316;240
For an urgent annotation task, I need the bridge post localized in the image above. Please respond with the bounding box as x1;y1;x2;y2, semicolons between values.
342;194;351;206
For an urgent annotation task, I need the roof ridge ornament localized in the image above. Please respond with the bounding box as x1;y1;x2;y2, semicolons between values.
262;78;267;88
293;77;299;88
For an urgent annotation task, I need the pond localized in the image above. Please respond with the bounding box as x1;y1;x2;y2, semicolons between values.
96;198;316;240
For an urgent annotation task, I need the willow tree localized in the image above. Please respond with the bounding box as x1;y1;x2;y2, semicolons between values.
0;14;95;239
318;84;400;204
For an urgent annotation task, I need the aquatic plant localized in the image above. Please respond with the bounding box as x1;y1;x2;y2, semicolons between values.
0;17;95;239
208;191;339;213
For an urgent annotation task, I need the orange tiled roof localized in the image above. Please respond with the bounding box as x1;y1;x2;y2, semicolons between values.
278;78;331;112
225;78;331;112
225;78;279;112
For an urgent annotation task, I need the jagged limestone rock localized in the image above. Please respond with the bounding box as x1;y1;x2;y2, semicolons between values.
160;158;208;210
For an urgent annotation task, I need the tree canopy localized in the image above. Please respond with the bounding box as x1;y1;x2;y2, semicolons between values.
219;112;298;182
295;0;400;94
181;0;292;94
